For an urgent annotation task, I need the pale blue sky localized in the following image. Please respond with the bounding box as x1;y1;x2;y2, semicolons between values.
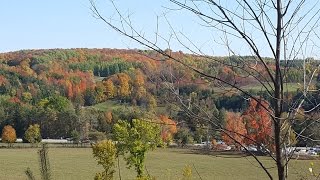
1;0;319;58
0;0;234;55
0;0;125;52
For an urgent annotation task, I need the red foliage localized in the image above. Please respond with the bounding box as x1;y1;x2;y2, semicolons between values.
0;75;8;86
242;98;273;148
222;112;247;149
9;97;21;103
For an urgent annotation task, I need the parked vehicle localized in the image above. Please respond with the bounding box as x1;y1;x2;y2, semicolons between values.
308;150;318;156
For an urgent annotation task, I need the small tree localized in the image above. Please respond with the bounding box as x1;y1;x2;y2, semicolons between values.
24;124;42;146
182;165;192;180
89;131;106;143
38;144;51;180
174;127;194;147
114;119;162;178
105;111;113;124
1;125;17;147
222;112;247;150
92;140;117;180
25;144;52;180
70;130;80;144
159;115;177;145
242;99;273;151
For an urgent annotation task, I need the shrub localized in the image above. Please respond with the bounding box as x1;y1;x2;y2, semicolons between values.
88;131;106;142
1;125;17;146
24;124;42;145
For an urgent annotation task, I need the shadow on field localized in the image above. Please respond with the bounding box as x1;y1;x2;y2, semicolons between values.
175;147;320;160
171;147;250;158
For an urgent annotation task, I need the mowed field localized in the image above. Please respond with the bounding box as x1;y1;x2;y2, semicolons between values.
0;147;318;180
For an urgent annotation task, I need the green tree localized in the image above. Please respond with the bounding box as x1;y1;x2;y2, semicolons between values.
147;95;157;112
114;119;162;178
24;124;42;145
174;127;194;147
92;140;117;180
38;95;73;112
70;130;80;144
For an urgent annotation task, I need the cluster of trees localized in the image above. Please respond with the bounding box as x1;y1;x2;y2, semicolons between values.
92;119;162;179
0;49;319;147
222;99;274;151
1;124;41;146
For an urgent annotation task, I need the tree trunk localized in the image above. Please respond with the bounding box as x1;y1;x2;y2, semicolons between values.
275;0;285;179
274;121;285;180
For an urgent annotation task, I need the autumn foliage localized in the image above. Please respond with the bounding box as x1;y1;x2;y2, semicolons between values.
159;115;177;144
1;125;17;145
222;112;247;149
117;73;131;98
242;98;273;149
105;111;113;124
104;79;116;98
221;98;273;150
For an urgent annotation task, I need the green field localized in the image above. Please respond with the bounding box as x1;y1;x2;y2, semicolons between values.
92;100;124;112
213;82;301;94
0;147;318;180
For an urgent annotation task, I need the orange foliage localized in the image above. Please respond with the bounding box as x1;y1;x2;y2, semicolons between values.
117;73;131;98
159;115;177;143
1;125;17;144
242;98;273;148
65;80;73;98
105;111;113;124
0;75;8;86
9;97;21;103
134;70;145;87
222;112;247;149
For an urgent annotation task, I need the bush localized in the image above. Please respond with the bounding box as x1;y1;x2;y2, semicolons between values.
88;131;106;142
70;130;80;144
1;125;17;146
175;127;194;147
24;124;42;145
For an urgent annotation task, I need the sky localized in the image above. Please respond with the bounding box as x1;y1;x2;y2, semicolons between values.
0;0;127;52
0;0;233;55
1;1;320;58
0;1;186;52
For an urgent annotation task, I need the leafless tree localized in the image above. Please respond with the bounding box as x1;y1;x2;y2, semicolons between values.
89;0;320;179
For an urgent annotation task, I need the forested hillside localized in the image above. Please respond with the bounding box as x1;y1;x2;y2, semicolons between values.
0;48;318;145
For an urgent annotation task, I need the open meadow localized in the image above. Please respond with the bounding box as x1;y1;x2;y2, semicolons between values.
0;147;318;180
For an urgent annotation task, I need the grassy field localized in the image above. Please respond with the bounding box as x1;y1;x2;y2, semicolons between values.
0;147;318;180
92;100;176;116
242;82;301;92
92;100;124;112
213;82;301;94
